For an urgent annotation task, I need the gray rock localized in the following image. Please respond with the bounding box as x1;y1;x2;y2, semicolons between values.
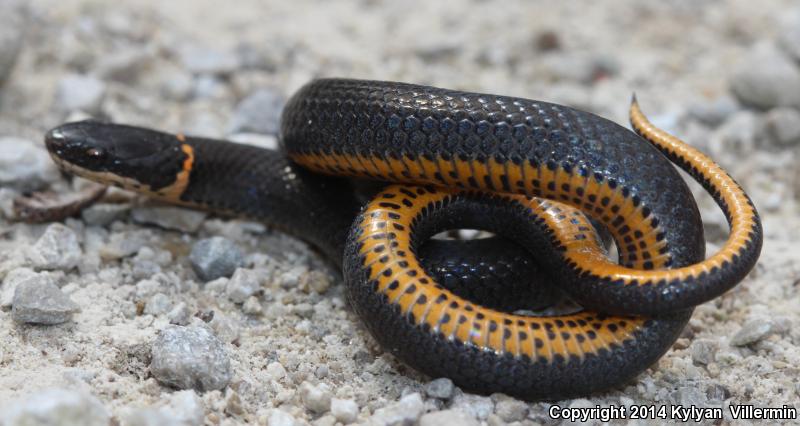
150;325;232;391
55;74;106;113
706;383;732;402
731;319;775;346
225;268;262;303
2;388;110;426
209;314;240;344
227;89;285;135
160;71;194;101
764;107;800;147
299;381;332;414
180;46;239;75
99;230;148;260
27;223;82;270
419;409;479;426
0;2;24;88
730;43;800;109
81;203;130;226
493;394;528;422
1;267;38;308
366;393;424;426
131;205;207;233
424;377;455;400
671;386;707;407
11;274;79;324
189;237;244;281
0;137;60;191
691;339;718;365
330;398;359;424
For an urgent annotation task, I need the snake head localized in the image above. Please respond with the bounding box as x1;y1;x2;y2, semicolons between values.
45;120;193;194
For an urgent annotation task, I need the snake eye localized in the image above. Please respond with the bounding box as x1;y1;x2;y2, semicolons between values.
86;148;105;158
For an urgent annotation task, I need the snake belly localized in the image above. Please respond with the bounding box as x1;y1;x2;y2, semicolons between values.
44;78;762;401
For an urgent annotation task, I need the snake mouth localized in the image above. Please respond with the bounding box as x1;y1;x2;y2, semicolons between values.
44;120;191;194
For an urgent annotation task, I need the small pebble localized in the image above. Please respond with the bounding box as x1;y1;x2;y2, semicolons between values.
1;267;38;308
299;381;332;414
764;107;800;147
493;395;528;422
266;362;287;381
225;267;262;303
189;237;244;281
150;325;232;391
266;409;299;426
419;409;479;426
691;339;718;365
367;392;424;426
55;73;106;113
298;270;331;294
729;43;800;109
730;319;775;346
168;302;192;326
0;137;60;192
330;398;359;424
450;393;494;421
96;49;151;83
2;388;110;426
143;293;172;316
227;88;285;135
131;205;207;233
242;296;262;315
424;377;455;400
81;203;130;226
12;276;79;324
26;223;82;271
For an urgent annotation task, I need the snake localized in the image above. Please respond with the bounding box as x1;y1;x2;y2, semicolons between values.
43;78;762;400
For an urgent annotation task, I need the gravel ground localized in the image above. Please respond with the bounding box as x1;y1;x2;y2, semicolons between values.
1;1;799;425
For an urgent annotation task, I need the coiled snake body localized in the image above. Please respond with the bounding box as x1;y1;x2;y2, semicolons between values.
45;79;762;400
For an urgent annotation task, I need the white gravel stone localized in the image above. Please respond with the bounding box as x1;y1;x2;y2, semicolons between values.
764;107;800;147
730;319;775;346
189;237;244;281
131;205;207;233
164;390;205;426
55;73;106;113
81;203;130;226
450;393;494;420
366;392;424;426
492;394;528;422
227;88;285;135
143;292;173;316
150;325;232;391
2;388;110;426
730;43;800;109
11;275;79;324
419;409;479;426
299;381;332;414
266;361;287;380
266;409;299;426
424;377;455;400
168;302;193;325
225;267;262;303
0;137;60;191
1;267;38;308
330;397;359;424
26;224;83;271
